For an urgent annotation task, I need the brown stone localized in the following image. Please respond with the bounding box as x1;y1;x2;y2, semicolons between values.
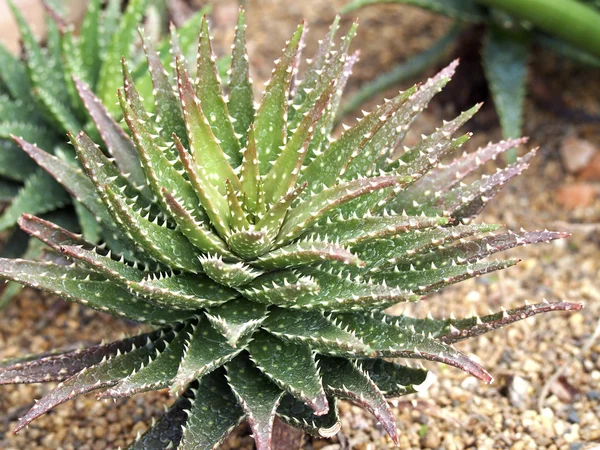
555;184;597;210
560;136;597;173
578;153;600;181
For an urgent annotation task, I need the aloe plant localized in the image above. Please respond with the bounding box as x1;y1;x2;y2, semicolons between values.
342;0;600;162
0;10;580;450
0;0;212;307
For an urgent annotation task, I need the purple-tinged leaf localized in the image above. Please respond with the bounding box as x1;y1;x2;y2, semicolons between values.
19;214;91;251
411;229;569;268
334;313;493;383
0;328;168;385
14;328;170;432
440;150;536;220
375;60;459;170
74;77;146;189
403;138;528;204
387;301;583;344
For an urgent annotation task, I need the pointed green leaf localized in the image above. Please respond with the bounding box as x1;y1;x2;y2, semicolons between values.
264;84;334;205
162;188;234;259
376;61;459;170
277;175;411;246
306;212;449;246
375;259;519;294
205;298;268;347
228;8;254;146
195;15;241;166
388;301;582;345
238;270;320;306
482;27;529;161
0;328;167;384
359;359;429;397
248;330;329;415
6;0;68;104
176;58;240;193
102;324;192;398
263;307;373;357
254;22;304;174
318;356;399;445
0;42;33;101
128;389;191;449
239;127;260;216
226;355;284;450
354;224;500;269
0;259;193;324
256;182;307;243
226;178;250;231
128;272;237;310
78;0;102;89
172;316;244;392
277;394;340;438
0;140;38;182
97;0;149;114
255;238;363;270
410;229;567;269
291;267;418;312
0;170;70;232
200;255;263;288
179;370;244;450
301;88;412;189
173;134;230;238
139;29;187;145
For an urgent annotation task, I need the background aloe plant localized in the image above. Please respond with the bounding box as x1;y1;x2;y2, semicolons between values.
342;0;600;162
0;8;581;450
0;0;215;307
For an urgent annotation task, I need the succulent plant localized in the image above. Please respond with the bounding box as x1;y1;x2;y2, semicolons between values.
0;0;211;307
342;0;600;162
0;10;580;450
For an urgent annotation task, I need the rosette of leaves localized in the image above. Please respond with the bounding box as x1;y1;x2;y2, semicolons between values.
342;0;600;162
0;0;211;307
0;11;580;450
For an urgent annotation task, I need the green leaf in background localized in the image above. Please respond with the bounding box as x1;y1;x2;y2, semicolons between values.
482;26;529;162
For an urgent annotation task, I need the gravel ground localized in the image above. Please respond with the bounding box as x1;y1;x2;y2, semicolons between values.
1;1;600;449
